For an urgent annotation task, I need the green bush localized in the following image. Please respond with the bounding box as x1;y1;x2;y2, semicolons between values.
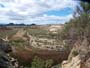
45;59;53;68
9;39;28;46
31;56;53;68
72;50;79;57
31;56;45;68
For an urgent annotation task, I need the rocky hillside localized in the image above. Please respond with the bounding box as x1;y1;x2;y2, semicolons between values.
0;24;72;68
7;27;70;66
60;2;90;68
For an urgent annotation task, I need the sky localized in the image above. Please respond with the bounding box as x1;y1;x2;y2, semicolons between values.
0;0;79;25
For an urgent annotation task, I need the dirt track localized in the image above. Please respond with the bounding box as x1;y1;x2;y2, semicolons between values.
12;29;26;38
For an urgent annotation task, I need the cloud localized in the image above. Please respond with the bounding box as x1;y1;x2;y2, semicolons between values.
11;14;73;24
0;0;78;24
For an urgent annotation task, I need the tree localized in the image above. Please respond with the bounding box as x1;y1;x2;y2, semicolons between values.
80;0;90;3
60;1;90;41
74;1;90;17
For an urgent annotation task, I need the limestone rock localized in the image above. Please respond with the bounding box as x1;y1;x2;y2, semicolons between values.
62;55;81;68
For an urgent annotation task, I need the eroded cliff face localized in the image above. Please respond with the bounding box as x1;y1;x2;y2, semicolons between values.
61;38;90;68
62;55;81;68
61;54;90;68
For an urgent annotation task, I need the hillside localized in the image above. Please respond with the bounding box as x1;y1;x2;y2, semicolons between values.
59;2;90;68
0;24;69;68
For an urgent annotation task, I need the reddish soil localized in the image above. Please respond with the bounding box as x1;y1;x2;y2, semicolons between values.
12;47;70;65
0;27;12;31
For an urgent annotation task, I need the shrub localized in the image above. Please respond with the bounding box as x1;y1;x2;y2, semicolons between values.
31;56;53;68
72;50;79;57
31;56;45;68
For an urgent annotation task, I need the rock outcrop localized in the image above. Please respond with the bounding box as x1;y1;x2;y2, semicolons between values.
0;39;12;68
62;55;81;68
61;38;90;68
0;38;19;68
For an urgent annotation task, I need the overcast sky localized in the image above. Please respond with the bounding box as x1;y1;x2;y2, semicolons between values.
0;0;79;24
